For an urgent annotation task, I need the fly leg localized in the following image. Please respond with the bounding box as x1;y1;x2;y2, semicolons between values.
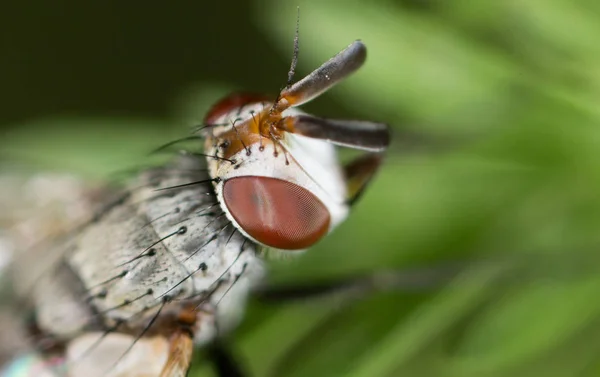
160;329;194;377
164;305;247;377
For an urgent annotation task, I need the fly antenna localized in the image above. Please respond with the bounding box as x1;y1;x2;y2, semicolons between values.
286;6;301;88
267;8;301;122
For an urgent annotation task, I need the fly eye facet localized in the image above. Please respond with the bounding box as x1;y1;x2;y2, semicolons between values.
223;176;331;250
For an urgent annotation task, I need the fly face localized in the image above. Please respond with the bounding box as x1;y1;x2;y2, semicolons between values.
204;98;346;251
1;37;390;377
203;40;390;252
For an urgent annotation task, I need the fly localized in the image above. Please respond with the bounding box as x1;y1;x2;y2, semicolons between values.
0;22;390;377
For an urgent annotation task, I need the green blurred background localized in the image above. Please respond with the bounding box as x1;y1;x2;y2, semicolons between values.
3;0;600;376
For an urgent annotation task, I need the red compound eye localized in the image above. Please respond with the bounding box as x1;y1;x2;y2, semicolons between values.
204;93;271;125
223;176;331;250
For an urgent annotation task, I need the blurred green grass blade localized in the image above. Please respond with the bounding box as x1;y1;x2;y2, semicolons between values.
262;293;427;377
237;301;343;377
344;262;508;377
513;0;600;59
453;274;600;374
435;0;600;58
